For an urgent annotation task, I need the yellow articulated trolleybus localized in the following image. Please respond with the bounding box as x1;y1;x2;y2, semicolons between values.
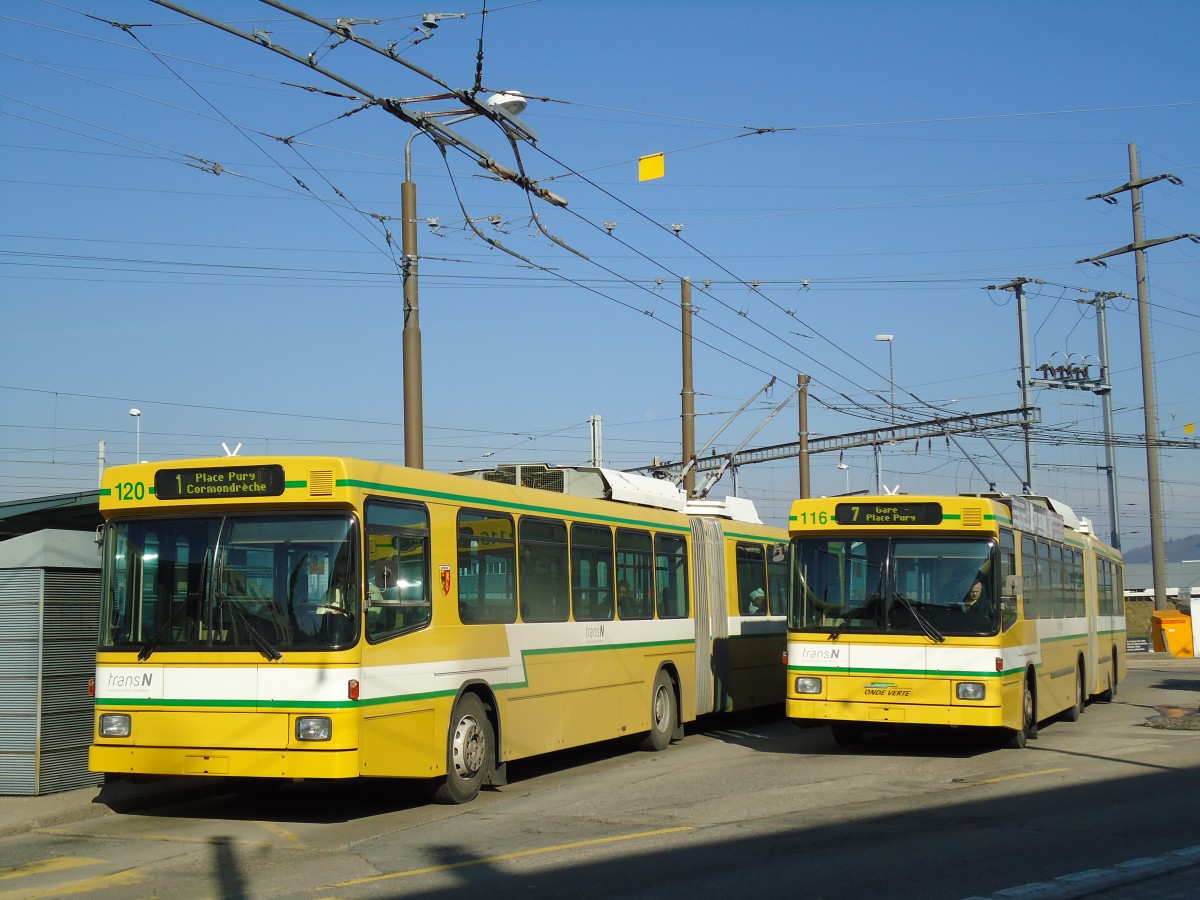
785;494;1125;748
90;457;787;803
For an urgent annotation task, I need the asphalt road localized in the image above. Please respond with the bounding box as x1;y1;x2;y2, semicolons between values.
2;655;1199;899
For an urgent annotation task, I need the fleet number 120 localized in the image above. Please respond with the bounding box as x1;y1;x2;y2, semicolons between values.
115;481;146;501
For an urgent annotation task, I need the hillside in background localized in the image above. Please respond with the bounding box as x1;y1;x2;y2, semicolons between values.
1122;534;1200;564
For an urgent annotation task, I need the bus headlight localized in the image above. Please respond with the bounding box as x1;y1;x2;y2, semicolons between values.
956;682;986;701
99;713;131;738
296;716;332;741
794;676;823;695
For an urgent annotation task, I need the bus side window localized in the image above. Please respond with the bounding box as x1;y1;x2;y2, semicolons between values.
655;533;689;619
616;528;653;620
572;524;614;622
458;511;516;625
519;518;569;623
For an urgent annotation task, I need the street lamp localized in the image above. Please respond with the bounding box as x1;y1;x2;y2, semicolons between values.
129;408;141;462
837;461;850;493
401;91;531;470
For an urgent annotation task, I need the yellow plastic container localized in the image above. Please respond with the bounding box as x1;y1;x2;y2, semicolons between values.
1151;610;1194;658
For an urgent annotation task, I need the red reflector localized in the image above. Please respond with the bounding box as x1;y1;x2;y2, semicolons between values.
348;678;360;701
782;650;788;665
87;677;95;698
995;657;1004;673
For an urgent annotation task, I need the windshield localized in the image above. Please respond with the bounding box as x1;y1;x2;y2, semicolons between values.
789;537;997;637
100;513;358;655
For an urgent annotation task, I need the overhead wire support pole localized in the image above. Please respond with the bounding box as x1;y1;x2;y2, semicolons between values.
681;278;696;498
986;277;1043;492
798;373;810;499
1083;291;1124;551
1077;143;1198;611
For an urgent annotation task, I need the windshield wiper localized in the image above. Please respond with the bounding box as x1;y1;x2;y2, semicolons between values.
828;595;880;641
137;608;177;661
892;593;945;644
136;593;197;661
215;590;283;661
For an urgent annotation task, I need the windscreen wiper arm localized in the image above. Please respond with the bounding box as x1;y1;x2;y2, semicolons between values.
215;591;283;661
893;593;945;644
828;595;880;641
136;596;192;661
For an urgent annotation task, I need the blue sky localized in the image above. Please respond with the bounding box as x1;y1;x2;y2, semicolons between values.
2;1;1198;547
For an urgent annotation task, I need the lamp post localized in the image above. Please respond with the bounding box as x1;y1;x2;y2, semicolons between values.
129;408;141;462
837;461;850;493
401;91;530;470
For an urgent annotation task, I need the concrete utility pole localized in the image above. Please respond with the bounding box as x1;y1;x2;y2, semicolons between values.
589;415;603;467
1086;292;1122;551
1077;143;1199;611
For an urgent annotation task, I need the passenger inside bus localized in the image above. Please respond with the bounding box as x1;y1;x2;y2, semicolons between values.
617;581;634;617
746;587;765;615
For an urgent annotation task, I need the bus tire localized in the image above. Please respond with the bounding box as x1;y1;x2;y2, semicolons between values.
830;723;863;746
1009;674;1036;749
1062;663;1084;722
432;693;492;805
641;669;677;752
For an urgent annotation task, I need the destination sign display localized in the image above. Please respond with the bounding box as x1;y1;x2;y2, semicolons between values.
155;465;286;500
834;502;942;526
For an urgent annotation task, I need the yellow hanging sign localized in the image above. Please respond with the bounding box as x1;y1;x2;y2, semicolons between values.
638;152;665;182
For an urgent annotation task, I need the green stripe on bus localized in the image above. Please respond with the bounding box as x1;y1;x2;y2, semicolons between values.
338;478;694;533
787;665;1006;678
97;638;700;711
94;697;356;710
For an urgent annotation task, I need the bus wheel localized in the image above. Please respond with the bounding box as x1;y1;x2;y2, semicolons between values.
433;694;492;805
641;670;677;752
1009;676;1036;748
1062;665;1084;722
830;723;863;747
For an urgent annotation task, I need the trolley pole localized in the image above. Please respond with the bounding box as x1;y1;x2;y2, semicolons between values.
1077;143;1198;611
